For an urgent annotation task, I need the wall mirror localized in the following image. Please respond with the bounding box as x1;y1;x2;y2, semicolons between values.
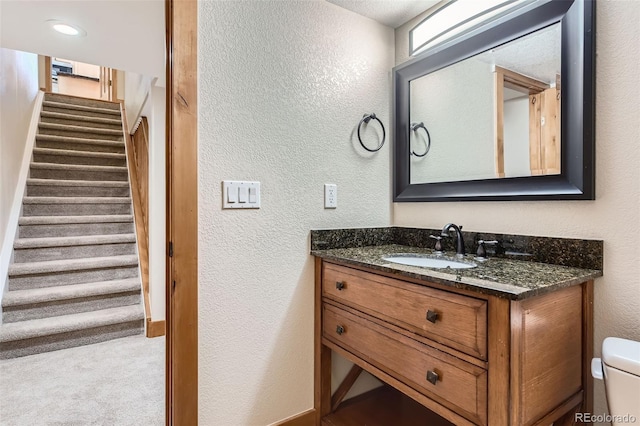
393;0;595;201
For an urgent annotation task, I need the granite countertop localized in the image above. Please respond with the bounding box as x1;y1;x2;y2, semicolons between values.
312;244;602;300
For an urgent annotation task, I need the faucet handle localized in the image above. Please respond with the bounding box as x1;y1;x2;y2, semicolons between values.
476;240;499;259
429;235;444;253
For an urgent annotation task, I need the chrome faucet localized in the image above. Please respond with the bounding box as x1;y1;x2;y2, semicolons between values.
441;223;465;257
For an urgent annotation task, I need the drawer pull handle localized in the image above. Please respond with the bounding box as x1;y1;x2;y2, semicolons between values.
336;325;345;335
426;370;439;385
426;310;439;323
336;281;345;291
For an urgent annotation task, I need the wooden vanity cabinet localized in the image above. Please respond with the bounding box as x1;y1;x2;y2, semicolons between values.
314;258;594;426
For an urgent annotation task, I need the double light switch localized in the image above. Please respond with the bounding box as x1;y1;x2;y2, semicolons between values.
223;181;260;209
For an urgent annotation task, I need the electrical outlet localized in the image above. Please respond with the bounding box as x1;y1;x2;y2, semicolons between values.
325;184;337;209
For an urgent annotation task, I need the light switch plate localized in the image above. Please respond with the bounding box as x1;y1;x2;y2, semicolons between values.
324;184;337;209
223;181;261;209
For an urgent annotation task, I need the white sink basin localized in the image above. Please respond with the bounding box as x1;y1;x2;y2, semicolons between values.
382;254;476;269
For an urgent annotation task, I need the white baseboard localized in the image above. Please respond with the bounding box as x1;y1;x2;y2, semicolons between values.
0;90;45;320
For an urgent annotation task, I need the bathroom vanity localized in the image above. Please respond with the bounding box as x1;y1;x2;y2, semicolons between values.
311;232;602;426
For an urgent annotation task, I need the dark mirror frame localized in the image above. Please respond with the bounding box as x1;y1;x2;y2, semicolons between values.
393;0;595;202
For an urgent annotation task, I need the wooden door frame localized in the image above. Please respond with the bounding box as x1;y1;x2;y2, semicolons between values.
166;0;198;424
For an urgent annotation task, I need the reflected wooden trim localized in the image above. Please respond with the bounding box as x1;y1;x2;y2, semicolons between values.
529;92;543;175
494;71;505;178
166;0;198;424
495;65;548;94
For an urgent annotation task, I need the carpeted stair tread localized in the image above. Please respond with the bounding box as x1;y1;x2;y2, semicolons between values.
19;214;133;225
44;93;121;109
33;147;126;160
42;101;121;116
27;179;129;188
39;122;123;136
23;196;131;205
30;162;128;173
40;111;122;126
37;134;124;147
0;305;143;343
14;233;136;249
8;255;138;277
2;278;140;307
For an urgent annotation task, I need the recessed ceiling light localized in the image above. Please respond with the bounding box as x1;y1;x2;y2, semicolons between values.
53;24;79;36
46;20;87;37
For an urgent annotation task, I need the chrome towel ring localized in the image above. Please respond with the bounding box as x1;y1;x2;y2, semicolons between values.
410;122;431;157
357;113;386;152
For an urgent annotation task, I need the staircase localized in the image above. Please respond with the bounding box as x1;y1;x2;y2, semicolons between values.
0;93;145;359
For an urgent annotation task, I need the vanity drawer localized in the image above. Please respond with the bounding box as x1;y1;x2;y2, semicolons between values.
323;263;487;359
323;303;487;425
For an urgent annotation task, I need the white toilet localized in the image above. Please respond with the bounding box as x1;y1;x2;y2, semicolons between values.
592;337;640;426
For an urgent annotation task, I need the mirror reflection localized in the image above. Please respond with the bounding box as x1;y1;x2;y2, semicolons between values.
409;23;561;184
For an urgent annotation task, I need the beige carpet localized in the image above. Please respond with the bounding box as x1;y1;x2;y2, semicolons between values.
0;335;164;425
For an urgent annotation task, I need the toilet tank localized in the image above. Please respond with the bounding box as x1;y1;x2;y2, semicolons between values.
602;337;640;426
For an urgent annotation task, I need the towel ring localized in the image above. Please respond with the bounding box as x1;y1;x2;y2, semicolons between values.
357;113;386;152
410;122;431;157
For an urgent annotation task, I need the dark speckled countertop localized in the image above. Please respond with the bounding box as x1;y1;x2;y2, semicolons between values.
311;244;602;300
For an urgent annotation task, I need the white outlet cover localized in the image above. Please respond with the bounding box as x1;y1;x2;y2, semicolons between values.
325;183;337;209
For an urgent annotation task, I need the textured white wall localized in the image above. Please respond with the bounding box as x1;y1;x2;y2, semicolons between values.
0;48;39;255
394;2;640;422
198;1;393;424
409;57;494;183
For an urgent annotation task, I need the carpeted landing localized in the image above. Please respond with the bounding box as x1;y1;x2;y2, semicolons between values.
0;334;164;425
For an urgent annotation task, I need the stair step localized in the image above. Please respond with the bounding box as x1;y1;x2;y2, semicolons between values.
22;196;132;217
36;134;125;153
44;93;121;109
2;278;141;323
18;215;134;238
7;254;139;290
38;121;122;139
3;278;140;307
9;254;139;277
0;305;143;342
42;100;121;116
13;232;137;262
0;306;144;358
15;233;136;249
41;111;122;126
27;178;130;197
23;196;131;204
19;214;133;225
32;147;126;167
30;162;129;182
38;122;124;142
